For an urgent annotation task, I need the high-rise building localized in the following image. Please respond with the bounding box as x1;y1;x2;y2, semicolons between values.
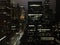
0;0;12;45
20;1;56;45
0;0;22;45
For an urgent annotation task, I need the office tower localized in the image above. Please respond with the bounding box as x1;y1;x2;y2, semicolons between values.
0;0;12;45
20;1;56;45
20;1;43;45
0;0;11;36
38;0;55;45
